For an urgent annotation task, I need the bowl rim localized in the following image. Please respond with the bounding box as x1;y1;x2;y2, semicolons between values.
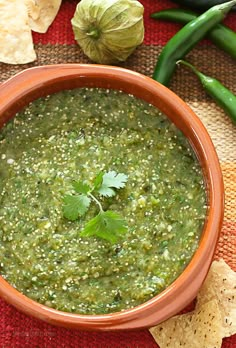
0;64;224;330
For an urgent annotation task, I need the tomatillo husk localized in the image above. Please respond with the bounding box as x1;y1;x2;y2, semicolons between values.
71;0;144;64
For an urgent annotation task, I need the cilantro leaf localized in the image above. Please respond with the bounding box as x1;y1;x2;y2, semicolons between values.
72;181;90;194
102;171;128;189
97;171;128;197
93;171;104;190
62;171;128;243
63;194;91;221
98;186;116;197
80;210;128;243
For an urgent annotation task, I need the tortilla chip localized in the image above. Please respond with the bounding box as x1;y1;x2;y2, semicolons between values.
150;260;236;346
196;259;236;337
150;299;223;348
24;0;62;33
0;0;36;64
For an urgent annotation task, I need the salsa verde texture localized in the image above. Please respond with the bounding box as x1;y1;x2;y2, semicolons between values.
0;88;206;314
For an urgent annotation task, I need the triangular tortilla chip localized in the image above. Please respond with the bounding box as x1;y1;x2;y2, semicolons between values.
150;299;223;348
24;0;62;33
0;0;36;64
196;259;236;337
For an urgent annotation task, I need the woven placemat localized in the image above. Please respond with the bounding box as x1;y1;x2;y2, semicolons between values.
0;0;235;347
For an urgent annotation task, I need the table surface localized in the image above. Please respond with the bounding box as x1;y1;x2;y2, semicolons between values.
0;0;235;347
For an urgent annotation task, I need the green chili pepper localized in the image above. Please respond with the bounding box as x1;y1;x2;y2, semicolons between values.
171;0;236;11
151;9;236;60
177;60;236;124
152;0;236;86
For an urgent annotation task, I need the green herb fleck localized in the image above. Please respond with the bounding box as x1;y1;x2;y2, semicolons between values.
63;171;128;243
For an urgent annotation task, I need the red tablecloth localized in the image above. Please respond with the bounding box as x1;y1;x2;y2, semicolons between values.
0;1;236;347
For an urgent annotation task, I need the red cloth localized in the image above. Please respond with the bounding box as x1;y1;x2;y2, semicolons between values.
1;297;235;347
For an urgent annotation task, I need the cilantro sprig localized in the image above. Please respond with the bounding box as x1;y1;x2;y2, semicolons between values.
63;171;128;243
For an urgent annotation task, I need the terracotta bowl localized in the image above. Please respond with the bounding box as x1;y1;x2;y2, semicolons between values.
0;64;224;330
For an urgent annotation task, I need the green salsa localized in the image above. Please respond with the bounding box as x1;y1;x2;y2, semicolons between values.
0;88;206;314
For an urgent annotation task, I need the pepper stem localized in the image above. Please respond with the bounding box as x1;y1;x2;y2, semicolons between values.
176;60;202;79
